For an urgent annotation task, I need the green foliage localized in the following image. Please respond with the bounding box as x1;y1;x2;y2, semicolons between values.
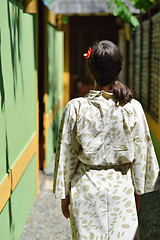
130;0;159;11
106;0;140;28
106;0;158;29
62;16;69;24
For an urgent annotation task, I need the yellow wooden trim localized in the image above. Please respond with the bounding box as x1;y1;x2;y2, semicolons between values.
145;112;160;142
45;96;64;132
44;5;56;26
57;14;63;31
47;9;56;26
0;134;37;213
64;24;70;106
23;0;38;13
0;172;11;213
11;134;37;191
63;72;70;107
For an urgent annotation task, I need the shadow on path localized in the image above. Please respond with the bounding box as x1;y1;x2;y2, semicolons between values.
138;190;160;240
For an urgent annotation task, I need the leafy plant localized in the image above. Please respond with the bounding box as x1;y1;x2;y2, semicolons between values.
106;0;158;29
106;0;139;28
130;0;159;11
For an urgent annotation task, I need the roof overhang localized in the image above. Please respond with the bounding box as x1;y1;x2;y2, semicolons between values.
44;0;140;15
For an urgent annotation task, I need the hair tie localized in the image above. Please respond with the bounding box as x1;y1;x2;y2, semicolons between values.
83;47;92;62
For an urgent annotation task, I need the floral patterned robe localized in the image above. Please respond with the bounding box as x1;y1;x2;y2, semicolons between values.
53;90;160;240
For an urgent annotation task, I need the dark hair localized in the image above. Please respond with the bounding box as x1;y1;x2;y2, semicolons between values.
86;40;133;106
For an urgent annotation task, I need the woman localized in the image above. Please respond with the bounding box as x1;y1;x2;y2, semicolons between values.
53;40;160;240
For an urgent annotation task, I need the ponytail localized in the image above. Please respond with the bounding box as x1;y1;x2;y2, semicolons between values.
112;81;133;106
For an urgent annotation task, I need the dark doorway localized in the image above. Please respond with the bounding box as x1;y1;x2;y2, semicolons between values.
69;16;118;99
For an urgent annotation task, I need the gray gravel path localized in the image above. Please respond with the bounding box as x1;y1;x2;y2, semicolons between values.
20;160;72;240
20;160;160;240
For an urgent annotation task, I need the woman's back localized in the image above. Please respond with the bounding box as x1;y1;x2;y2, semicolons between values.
68;90;143;167
53;40;160;240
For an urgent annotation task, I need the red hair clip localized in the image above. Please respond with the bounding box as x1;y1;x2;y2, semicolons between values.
84;47;92;62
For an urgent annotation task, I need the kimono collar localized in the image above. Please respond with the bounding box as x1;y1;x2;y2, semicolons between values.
88;90;113;100
88;90;134;115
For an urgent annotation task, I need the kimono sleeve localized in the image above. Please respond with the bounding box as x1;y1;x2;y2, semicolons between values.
53;101;80;199
131;101;160;195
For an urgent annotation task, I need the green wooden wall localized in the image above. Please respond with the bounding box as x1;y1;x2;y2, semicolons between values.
0;1;37;239
45;22;64;168
0;156;36;240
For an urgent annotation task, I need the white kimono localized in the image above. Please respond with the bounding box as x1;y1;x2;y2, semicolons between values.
53;90;160;240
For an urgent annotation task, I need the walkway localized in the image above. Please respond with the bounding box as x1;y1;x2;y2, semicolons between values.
20;159;160;240
20;160;71;240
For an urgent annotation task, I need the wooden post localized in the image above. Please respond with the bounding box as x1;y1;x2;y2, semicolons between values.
38;1;45;170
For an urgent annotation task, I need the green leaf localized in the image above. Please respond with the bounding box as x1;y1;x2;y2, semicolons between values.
130;0;158;11
105;0;140;29
130;16;140;28
113;7;120;16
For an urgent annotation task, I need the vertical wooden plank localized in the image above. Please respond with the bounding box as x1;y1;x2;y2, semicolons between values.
139;18;143;102
134;26;141;100
140;18;150;109
128;36;134;90
147;10;152;112
125;40;129;86
124;23;130;87
149;11;160;121
132;31;136;96
38;2;46;170
42;7;63;169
